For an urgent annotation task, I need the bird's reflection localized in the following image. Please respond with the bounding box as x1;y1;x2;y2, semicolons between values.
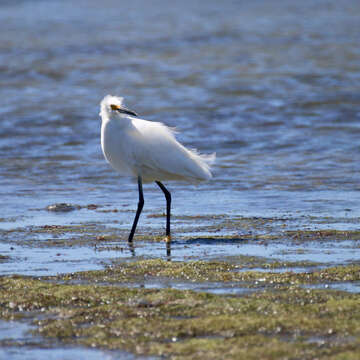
127;241;172;260
128;241;136;257
166;241;171;260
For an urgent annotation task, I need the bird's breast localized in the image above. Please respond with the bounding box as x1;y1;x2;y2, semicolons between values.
101;120;135;176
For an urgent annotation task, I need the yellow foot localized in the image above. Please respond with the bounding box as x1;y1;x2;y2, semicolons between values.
163;235;172;243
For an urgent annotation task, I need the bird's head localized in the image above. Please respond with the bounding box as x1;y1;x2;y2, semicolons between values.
100;95;138;119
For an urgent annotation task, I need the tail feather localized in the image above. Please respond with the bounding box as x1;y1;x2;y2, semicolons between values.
186;149;216;181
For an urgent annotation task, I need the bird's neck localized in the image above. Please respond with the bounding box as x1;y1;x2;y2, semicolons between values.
102;113;133;129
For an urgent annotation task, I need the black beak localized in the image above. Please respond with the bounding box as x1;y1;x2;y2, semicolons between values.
117;107;138;117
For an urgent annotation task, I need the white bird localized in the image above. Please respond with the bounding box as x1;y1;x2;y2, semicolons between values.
100;95;215;243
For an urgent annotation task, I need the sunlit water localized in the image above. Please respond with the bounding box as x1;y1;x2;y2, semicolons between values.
0;0;360;275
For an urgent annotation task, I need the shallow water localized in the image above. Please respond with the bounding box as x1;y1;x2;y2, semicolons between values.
0;0;360;276
306;281;360;293
1;0;360;227
0;320;151;360
2;2;360;357
0;1;359;277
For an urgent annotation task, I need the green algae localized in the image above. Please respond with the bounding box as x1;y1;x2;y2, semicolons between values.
0;224;119;248
56;259;360;287
0;275;360;359
286;230;360;241
0;254;10;262
2;219;360;251
1;217;360;358
212;254;322;269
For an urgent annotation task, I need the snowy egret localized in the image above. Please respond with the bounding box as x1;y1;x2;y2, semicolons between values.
100;95;215;243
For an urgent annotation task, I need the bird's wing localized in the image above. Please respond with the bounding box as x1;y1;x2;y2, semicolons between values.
129;119;214;181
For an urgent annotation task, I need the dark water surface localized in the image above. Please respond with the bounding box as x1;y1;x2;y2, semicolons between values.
0;0;360;271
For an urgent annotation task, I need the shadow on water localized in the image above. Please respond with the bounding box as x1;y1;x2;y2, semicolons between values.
184;237;245;245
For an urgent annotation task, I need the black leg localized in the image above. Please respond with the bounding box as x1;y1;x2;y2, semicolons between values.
166;241;171;260
128;241;136;257
128;176;144;243
155;181;171;240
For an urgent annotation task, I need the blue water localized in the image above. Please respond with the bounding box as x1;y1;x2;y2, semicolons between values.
0;0;359;272
1;0;360;224
2;2;360;358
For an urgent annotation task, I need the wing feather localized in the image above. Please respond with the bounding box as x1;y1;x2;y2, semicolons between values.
128;119;215;182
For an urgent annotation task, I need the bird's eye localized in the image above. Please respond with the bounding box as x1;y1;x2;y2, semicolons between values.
110;104;120;111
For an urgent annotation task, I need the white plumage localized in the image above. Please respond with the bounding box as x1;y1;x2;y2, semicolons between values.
99;94;215;243
100;95;215;183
